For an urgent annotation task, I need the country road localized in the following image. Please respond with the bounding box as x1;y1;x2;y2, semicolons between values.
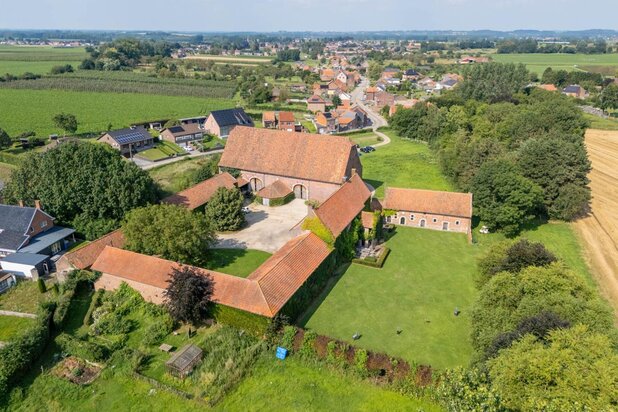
350;77;391;147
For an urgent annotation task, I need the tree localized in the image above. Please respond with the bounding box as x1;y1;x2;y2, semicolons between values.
204;187;245;232
367;61;383;81
457;63;529;103
3;142;157;239
470;159;543;236
489;325;618;411
390;103;447;144
123;204;216;264
164;265;213;325
52;113;78;136
331;94;342;108
0;128;11;149
191;154;220;185
600;83;618;113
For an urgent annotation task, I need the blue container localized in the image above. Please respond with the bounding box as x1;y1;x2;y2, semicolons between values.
276;347;288;360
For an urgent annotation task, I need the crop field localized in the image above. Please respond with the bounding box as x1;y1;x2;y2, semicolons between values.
0;88;235;137
0;45;87;74
0;71;237;99
491;53;618;75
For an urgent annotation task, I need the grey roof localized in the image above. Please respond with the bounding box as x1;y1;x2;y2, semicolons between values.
405;69;419;76
0;205;38;252
19;226;75;254
209;108;253;128
166;344;203;371
563;85;582;93
104;127;152;145
1;252;48;266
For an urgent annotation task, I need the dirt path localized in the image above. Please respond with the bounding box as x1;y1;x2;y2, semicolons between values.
574;129;618;319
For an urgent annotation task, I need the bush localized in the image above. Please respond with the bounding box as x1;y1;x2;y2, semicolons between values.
56;333;108;362
37;278;46;293
301;217;334;247
212;304;271;336
354;348;369;377
280;326;297;352
352;247;391;268
299;330;317;360
83;289;104;327
142;312;174;346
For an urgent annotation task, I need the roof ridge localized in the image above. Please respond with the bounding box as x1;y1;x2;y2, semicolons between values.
249;233;311;283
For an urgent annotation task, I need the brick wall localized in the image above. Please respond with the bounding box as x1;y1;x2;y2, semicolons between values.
386;210;471;235
239;170;342;203
95;273;166;304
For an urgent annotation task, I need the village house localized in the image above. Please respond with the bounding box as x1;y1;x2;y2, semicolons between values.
0;203;75;278
307;95;327;112
320;68;336;82
375;91;396;108
562;84;589;99
277;111;296;132
402;69;421;81
539;84;558;92
159;123;204;148
314;112;337;134
261;111;299;132
262;111;277;128
389;99;420;117
97;126;154;156
382;188;473;237
203;108;254;138
218;127;362;202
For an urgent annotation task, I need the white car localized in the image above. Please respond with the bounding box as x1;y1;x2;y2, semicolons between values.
241;206;251;214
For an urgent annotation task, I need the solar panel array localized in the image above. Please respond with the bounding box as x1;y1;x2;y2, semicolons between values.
113;130;151;145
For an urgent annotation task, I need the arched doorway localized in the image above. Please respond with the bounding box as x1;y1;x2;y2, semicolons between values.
419;219;426;228
249;178;264;192
293;184;308;200
399;216;406;225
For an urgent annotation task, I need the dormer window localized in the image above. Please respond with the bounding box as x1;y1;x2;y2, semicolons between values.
40;221;48;229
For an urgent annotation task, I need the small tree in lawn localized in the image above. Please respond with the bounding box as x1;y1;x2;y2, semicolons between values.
52;113;78;136
164;266;213;325
205;187;245;231
0;128;12;149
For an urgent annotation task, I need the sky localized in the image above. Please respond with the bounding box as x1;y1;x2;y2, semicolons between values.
1;0;617;32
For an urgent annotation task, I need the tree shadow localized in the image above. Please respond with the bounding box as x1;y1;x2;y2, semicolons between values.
203;248;249;271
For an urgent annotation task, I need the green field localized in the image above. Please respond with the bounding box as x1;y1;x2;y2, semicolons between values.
148;156;217;196
0;280;55;313
344;131;383;146
491;53;618;75
584;113;618;130
0;315;35;342
0;45;87;75
0;88;234;137
302;227;478;370
204;248;272;278
361;130;453;198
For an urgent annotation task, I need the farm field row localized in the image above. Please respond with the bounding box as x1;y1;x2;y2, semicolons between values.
0;88;235;137
491;53;618;75
0;45;87;74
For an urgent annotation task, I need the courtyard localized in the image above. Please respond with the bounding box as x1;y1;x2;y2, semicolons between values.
214;199;309;253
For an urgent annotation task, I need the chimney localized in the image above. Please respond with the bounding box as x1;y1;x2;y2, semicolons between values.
18;200;24;207
351;168;357;177
34;200;42;210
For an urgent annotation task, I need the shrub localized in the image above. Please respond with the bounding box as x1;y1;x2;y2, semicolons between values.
83;289;104;327
301;217;334;247
354;348;369;377
142;312;174;346
36;278;46;293
56;333;108;362
352;247;391;268
299;330;317;360
280;326;297;352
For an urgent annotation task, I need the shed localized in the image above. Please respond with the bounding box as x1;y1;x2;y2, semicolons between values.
0;252;50;279
165;344;203;378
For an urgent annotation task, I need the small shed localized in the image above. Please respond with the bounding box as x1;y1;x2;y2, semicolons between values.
165;344;203;378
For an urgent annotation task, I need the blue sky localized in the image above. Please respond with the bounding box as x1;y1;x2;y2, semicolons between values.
1;0;616;32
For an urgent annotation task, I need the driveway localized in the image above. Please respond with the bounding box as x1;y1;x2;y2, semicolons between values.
214;199;309;253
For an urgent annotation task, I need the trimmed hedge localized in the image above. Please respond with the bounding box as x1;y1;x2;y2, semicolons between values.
83;289;104;327
255;191;295;207
352;247;391;268
0;302;54;396
212;304;271;336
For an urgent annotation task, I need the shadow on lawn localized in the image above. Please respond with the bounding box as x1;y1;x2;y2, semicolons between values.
364;179;383;194
204;248;250;271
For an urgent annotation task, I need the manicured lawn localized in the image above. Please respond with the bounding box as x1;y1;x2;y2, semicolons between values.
205;249;272;278
218;355;443;412
0;315;35;341
491;53;618;75
0;279;55;313
361;130;452;198
302;226;478;370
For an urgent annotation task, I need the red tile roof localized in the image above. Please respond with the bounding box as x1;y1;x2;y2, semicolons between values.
58;229;125;270
219;126;358;185
307;95;326;104
313;174;371;237
257;180;292;199
539;84;558;92
361;211;375;229
162;173;237;210
278;111;295;123
383;188;472;218
263;111;276;122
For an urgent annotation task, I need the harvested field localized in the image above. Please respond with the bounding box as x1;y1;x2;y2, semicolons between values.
574;129;618;319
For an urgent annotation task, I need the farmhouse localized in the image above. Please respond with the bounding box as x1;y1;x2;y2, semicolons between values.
203;108;254;138
160;123;204;148
218;127;362;202
382;188;472;236
562;84;589;99
98;126;154;156
307;95;327;112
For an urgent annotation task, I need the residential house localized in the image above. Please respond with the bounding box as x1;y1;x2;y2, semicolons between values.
307;95;327;113
277;111;296;132
0;203;75;278
320;68;336;82
365;86;378;101
312;82;329;96
328;79;348;94
383;187;473;237
203;108;254;138
458;56;490;64
263;111;277;128
97;126;154;156
389;99;420;117
562;85;589;99
402;69;421;81
160;123;204;148
0;272;16;294
314;112;337;134
219;127;362;202
539;84;558;92
375;91;396;108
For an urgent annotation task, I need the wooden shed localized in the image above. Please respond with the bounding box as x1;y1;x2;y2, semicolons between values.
165;344;203;378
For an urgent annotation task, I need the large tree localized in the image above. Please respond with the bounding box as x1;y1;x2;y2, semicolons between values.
3;142;157;239
0;128;11;149
164;265;213;325
470;159;544;236
457;62;529;103
204;187;245;232
600;83;618;113
123;204;216;264
52;113;78;136
489;325;618;411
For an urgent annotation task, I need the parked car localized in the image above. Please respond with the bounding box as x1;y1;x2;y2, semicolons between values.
360;146;375;153
241;206;251;214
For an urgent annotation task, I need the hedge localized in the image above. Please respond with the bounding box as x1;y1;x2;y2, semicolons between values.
0;152;22;166
56;333;109;362
212;304;271;336
83;289;104;327
0;302;54;396
255;191;295;207
352;247;391;268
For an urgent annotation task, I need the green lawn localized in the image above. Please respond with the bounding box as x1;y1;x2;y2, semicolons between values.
0;161;16;182
0;88;234;137
137;141;186;161
361;130;452;198
204;249;272;278
302;227;478;370
584;113;618;130
346;131;383;146
218;355;443;412
148;156;216;196
0;279;55;313
0;315;35;342
491;53;618;75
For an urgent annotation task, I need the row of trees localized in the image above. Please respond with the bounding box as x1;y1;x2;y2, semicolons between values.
390;64;591;235
497;38;611;54
439;239;617;411
80;39;177;71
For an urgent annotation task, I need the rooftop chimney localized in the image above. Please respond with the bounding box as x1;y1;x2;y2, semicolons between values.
351;168;357;177
18;200;24;207
34;200;42;210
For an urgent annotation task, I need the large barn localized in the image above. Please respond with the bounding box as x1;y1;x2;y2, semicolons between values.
218;127;363;203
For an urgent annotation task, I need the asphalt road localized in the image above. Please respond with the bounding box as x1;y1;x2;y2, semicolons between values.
350;77;391;147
